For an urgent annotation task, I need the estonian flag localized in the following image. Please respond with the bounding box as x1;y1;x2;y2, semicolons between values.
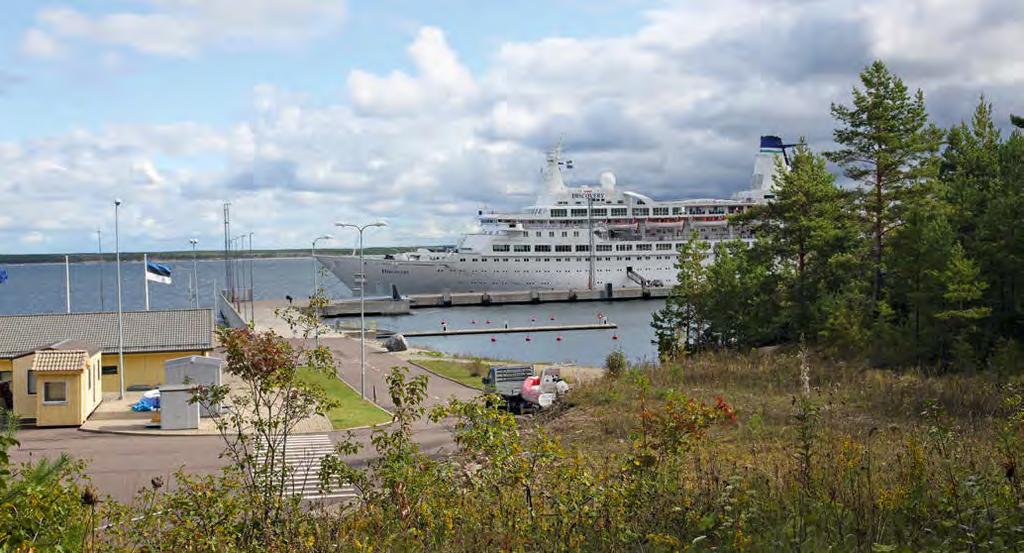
145;259;172;285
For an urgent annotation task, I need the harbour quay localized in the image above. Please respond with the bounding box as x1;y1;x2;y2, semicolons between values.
321;285;671;317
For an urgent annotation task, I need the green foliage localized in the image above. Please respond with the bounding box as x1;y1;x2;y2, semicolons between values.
652;232;710;359
604;349;627;378
655;64;1022;371
827;60;944;308
0;410;90;551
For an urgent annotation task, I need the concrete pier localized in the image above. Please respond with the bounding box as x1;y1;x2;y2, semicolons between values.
322;286;670;318
402;322;617;337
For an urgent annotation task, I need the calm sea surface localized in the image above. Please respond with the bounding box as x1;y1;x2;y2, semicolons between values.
0;257;662;366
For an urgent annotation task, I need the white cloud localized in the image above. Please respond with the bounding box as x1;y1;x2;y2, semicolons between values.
4;0;1024;253
23;0;346;59
348;27;477;116
20;28;63;58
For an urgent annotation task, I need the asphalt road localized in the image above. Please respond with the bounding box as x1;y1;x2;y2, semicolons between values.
10;335;476;502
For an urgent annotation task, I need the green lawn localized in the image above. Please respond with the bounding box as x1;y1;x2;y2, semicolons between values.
414;359;486;389
295;368;393;429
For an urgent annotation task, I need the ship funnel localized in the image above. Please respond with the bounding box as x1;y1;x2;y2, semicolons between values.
750;135;797;193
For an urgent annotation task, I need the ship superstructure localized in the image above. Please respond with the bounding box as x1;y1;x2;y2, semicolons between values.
318;136;790;295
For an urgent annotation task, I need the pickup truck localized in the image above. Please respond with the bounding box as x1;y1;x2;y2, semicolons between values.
482;365;568;414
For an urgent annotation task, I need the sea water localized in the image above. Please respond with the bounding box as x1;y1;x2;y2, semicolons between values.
0;258;662;366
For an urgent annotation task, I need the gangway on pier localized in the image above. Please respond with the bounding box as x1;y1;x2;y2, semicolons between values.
626;267;649;288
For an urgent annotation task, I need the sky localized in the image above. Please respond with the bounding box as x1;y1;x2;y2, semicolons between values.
1;0;1022;254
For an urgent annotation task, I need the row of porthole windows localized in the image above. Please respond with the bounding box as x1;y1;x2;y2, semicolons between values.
492;241;713;254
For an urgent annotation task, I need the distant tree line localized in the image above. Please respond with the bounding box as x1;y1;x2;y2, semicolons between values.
654;60;1024;370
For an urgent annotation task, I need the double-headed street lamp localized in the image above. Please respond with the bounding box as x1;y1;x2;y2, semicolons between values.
334;221;387;399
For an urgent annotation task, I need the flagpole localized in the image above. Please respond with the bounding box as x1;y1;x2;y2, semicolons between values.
144;253;150;311
65;255;71;313
114;199;125;400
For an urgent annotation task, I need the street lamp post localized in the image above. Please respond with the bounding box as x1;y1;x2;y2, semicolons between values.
114;199;126;400
334;221;387;399
189;238;199;308
310;234;333;348
311;235;333;296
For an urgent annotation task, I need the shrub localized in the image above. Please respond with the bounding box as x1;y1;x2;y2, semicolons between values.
467;359;486;377
605;350;627;378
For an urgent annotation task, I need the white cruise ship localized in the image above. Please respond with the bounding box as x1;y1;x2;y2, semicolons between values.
318;136;791;295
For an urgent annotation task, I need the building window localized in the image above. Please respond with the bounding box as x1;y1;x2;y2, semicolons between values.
550;209;567;217
575;245;590;252
492;244;510;252
27;370;37;395
672;207;682;215
43;381;67;404
534;245;551;252
610;208;627;217
555;245;572;252
633;208;649;216
102;366;118;376
0;371;11;383
571;208;587;217
513;245;531;252
636;243;653;251
596;244;612;252
656;243;674;250
591;208;607;217
615;244;633;251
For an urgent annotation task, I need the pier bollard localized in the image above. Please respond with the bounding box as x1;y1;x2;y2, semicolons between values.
481;293;491;305
530;290;540;303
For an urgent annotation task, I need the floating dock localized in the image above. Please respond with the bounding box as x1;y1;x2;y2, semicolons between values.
322;286;670;317
401;322;617;337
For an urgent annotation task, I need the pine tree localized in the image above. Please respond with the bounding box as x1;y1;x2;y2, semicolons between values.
701;240;779;349
886;185;954;364
941;97;1001;254
741;143;859;339
827;60;943;311
652;233;710;359
986;122;1024;339
932;243;991;368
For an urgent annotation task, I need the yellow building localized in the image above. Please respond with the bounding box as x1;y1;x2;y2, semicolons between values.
18;342;104;427
0;308;214;424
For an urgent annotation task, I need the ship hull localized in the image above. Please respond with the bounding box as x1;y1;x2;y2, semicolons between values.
316;253;691;296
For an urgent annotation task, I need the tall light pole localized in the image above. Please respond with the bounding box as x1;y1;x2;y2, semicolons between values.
97;228;105;311
311;235;333;297
248;231;255;325
189;238;199;308
114;199;125;400
334;221;387;399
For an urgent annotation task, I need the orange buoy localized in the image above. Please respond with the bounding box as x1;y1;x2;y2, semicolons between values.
556;336;562;342
612;335;619;340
